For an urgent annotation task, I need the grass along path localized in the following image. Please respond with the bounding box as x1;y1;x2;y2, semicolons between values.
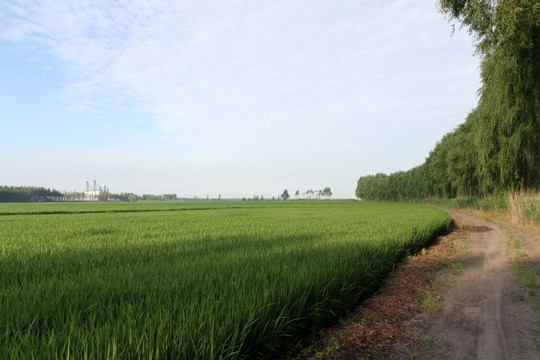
498;222;540;315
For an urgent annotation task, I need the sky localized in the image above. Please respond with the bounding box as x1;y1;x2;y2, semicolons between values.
0;0;480;199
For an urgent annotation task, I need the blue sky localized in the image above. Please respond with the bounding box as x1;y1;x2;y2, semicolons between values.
0;0;480;199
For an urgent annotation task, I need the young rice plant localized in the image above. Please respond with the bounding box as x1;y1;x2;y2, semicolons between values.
0;201;451;359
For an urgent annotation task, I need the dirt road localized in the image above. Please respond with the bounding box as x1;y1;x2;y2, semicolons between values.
303;210;540;360
400;211;540;359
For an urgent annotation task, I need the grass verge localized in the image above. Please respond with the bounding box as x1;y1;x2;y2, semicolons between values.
501;226;540;311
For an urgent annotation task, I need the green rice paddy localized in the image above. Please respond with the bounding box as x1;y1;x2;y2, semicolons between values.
0;201;451;359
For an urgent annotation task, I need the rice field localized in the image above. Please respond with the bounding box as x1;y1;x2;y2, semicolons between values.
0;201;451;359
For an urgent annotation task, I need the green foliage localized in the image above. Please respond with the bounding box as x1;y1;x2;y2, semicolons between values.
0;201;450;359
0;185;63;202
452;261;464;273
322;187;333;199
421;293;442;312
438;0;540;191
313;337;341;359
356;166;428;201
357;0;539;200
110;192;138;202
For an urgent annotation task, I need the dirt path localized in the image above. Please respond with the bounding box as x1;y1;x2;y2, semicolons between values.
303;210;540;360
398;211;540;359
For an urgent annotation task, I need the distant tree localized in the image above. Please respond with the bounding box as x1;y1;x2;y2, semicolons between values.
281;189;290;201
0;186;63;202
98;191;108;202
295;190;300;199
304;190;314;200
323;187;332;199
218;194;221;200
162;194;176;201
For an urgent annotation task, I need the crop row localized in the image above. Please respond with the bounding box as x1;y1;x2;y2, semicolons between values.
0;201;451;359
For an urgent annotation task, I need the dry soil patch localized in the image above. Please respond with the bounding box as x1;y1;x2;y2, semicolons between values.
397;211;540;359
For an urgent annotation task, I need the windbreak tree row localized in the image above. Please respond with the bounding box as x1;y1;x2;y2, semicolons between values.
357;0;540;201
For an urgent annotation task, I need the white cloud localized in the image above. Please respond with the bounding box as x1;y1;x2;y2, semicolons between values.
0;0;480;197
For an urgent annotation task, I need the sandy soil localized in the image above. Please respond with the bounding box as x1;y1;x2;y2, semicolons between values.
395;211;540;359
303;211;540;360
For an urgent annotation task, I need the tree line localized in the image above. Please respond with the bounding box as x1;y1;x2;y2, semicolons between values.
281;187;333;200
0;186;64;202
0;186;181;203
239;188;333;201
357;0;539;201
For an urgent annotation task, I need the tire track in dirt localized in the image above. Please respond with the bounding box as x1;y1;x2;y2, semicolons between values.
401;211;540;359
